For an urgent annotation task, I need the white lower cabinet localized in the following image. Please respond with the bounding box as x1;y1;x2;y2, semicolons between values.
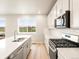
7;38;31;59
44;34;49;54
12;48;23;59
58;51;65;59
23;38;31;59
8;46;24;59
27;38;31;54
23;41;28;59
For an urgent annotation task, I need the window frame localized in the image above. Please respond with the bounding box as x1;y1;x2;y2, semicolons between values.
17;16;37;34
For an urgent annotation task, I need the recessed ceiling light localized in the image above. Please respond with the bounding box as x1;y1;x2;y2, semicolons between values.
38;11;41;14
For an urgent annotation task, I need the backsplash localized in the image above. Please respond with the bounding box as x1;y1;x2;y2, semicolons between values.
49;28;79;39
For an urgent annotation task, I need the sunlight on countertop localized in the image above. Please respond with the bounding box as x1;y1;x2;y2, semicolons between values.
0;39;5;48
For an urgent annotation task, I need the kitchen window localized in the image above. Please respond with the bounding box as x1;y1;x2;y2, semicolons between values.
18;16;36;33
0;18;5;38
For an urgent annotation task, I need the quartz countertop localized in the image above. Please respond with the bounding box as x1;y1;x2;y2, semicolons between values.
57;48;79;59
0;35;31;59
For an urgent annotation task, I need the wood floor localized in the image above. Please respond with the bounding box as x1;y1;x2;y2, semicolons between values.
27;44;49;59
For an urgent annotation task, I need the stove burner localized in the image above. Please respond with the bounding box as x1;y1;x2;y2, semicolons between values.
49;39;79;48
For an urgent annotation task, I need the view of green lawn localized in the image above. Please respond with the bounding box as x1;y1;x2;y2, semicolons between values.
0;27;5;32
19;26;36;32
0;27;36;32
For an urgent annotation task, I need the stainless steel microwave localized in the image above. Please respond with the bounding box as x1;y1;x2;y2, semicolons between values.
55;11;70;28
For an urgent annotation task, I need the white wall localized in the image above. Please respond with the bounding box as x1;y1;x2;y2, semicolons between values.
32;15;47;43
5;15;17;38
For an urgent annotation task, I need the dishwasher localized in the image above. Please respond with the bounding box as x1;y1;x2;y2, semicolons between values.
8;47;23;59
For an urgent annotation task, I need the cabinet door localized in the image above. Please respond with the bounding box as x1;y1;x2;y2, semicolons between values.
27;38;31;52
57;0;63;17
12;48;23;59
52;4;57;28
44;35;49;53
70;0;79;28
57;0;70;17
26;38;31;55
26;40;30;54
53;3;57;19
48;3;57;28
62;0;70;14
47;10;54;28
23;41;28;59
23;38;31;59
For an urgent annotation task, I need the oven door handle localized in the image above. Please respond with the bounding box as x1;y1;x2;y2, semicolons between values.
49;46;56;53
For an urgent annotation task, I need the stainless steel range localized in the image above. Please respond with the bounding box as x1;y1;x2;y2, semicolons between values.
49;34;79;59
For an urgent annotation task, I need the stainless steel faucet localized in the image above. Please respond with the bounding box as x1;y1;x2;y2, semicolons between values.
14;30;17;40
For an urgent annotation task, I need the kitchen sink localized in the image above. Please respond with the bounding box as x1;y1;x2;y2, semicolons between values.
12;38;25;42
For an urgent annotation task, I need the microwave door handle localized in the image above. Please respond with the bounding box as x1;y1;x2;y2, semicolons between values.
62;19;65;26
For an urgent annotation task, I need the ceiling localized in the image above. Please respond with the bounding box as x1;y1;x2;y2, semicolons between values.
0;0;56;14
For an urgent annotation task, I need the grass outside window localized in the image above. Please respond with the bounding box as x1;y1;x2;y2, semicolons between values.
0;27;5;32
19;26;36;32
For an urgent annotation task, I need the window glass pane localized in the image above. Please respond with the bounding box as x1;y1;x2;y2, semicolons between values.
31;26;36;32
0;27;5;32
19;27;28;32
28;26;36;32
0;18;5;32
0;18;5;39
18;16;36;32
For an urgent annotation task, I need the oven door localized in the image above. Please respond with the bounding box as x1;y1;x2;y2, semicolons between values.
49;46;57;59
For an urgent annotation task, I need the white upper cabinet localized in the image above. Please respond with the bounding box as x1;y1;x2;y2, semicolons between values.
48;3;57;28
57;0;63;17
47;10;53;28
52;3;57;28
53;3;57;19
57;0;70;17
47;0;70;28
70;0;79;28
62;0;70;14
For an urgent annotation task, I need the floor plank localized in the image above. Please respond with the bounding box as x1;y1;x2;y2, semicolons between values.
27;44;49;59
